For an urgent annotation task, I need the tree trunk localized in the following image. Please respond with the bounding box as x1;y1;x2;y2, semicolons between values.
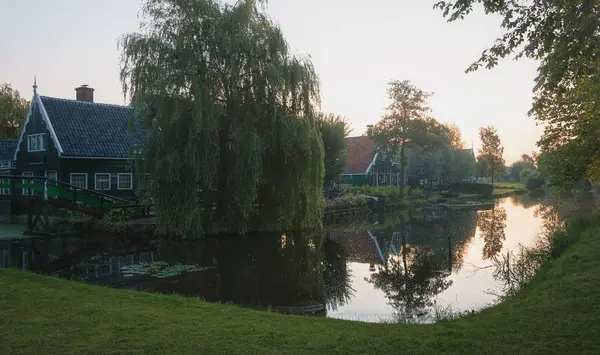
399;144;406;201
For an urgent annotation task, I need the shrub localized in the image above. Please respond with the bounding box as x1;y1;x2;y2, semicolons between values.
520;168;534;183
325;193;370;211
345;185;400;201
524;171;545;191
449;182;493;197
107;206;146;223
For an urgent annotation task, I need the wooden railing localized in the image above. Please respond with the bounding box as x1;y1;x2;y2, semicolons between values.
0;174;134;212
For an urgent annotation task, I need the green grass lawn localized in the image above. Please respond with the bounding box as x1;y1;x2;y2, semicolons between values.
492;182;528;196
2;220;600;354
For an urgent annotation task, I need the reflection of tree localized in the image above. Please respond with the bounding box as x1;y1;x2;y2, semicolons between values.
477;206;508;259
366;237;452;321
323;239;354;311
510;193;543;209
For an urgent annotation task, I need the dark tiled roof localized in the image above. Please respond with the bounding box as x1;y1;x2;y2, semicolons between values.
343;136;377;174
0;140;17;160
40;96;149;158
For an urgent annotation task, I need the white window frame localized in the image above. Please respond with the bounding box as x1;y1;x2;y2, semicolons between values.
45;170;58;181
22;171;34;196
26;133;45;152
117;173;133;190
69;173;88;190
94;173;111;191
0;177;10;196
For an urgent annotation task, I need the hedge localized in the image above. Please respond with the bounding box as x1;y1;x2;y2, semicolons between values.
449;182;493;197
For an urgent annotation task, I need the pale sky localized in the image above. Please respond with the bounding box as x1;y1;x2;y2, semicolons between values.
0;0;542;164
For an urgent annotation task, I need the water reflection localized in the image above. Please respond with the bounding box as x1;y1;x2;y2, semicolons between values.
477;206;508;260
0;195;554;323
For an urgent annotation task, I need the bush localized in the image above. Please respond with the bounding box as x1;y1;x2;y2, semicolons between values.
524;171;545;191
107;206;146;223
520;168;534;183
345;185;400;201
324;193;370;211
449;182;493;197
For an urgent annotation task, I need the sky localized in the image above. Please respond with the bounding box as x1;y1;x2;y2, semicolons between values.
0;0;542;164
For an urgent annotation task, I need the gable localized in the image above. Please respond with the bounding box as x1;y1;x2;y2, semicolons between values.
14;93;63;160
39;96;149;158
343;136;378;175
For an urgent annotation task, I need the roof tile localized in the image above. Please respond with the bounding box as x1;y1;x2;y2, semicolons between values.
40;96;148;158
344;136;377;174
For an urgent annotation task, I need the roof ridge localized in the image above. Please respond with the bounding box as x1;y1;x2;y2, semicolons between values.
40;96;130;109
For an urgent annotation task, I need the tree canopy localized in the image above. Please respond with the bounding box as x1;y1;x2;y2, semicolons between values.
119;0;325;236
373;80;449;199
0;83;28;139
478;126;505;184
316;112;351;189
434;0;600;189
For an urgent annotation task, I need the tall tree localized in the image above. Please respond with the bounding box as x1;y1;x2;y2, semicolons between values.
0;83;28;139
433;0;600;189
373;80;448;200
315;112;351;189
442;122;464;150
119;0;325;236
478;126;505;184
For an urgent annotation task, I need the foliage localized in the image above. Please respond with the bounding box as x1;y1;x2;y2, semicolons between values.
324;193;370;211
316;112;351;188
107;207;146;224
442;122;464;149
346;185;400;201
0;83;29;139
373;80;450;200
119;0;325;236
477;126;505;184
449;182;493;197
524;171;546;191
433;0;600;190
509;155;535;182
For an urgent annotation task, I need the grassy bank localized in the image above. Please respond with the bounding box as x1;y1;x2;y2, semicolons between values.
492;182;528;196
2;217;600;354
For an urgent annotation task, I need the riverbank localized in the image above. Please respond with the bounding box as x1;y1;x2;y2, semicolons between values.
1;214;599;354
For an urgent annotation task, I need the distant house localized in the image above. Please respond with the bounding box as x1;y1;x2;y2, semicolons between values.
341;130;477;187
11;84;148;200
339;135;403;187
0;140;17;196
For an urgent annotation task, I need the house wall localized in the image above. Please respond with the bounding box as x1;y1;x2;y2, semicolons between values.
15;100;61;175
59;158;137;200
340;174;370;186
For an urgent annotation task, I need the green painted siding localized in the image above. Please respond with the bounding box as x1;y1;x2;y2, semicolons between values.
15;101;61;174
59;158;137;200
340;174;370;186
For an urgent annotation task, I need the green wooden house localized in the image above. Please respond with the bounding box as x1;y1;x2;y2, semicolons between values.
339;136;403;187
11;83;148;201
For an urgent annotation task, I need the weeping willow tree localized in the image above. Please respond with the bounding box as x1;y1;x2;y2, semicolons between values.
119;0;324;237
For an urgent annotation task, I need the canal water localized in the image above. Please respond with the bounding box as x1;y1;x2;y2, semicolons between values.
0;195;551;323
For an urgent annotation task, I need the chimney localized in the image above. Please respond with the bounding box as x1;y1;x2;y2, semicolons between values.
75;84;94;102
367;124;374;137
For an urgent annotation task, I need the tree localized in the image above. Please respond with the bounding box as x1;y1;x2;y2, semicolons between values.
373;80;449;200
433;0;600;189
478;126;505;184
315;113;351;189
0;83;28;139
119;0;325;236
509;155;535;182
442;122;464;150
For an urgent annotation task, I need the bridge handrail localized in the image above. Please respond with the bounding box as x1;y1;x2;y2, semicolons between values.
0;174;133;207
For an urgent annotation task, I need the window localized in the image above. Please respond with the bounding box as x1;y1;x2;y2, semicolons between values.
117;173;133;190
45;170;57;181
95;173;111;191
0;178;9;196
70;173;87;190
27;134;45;152
22;172;34;196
